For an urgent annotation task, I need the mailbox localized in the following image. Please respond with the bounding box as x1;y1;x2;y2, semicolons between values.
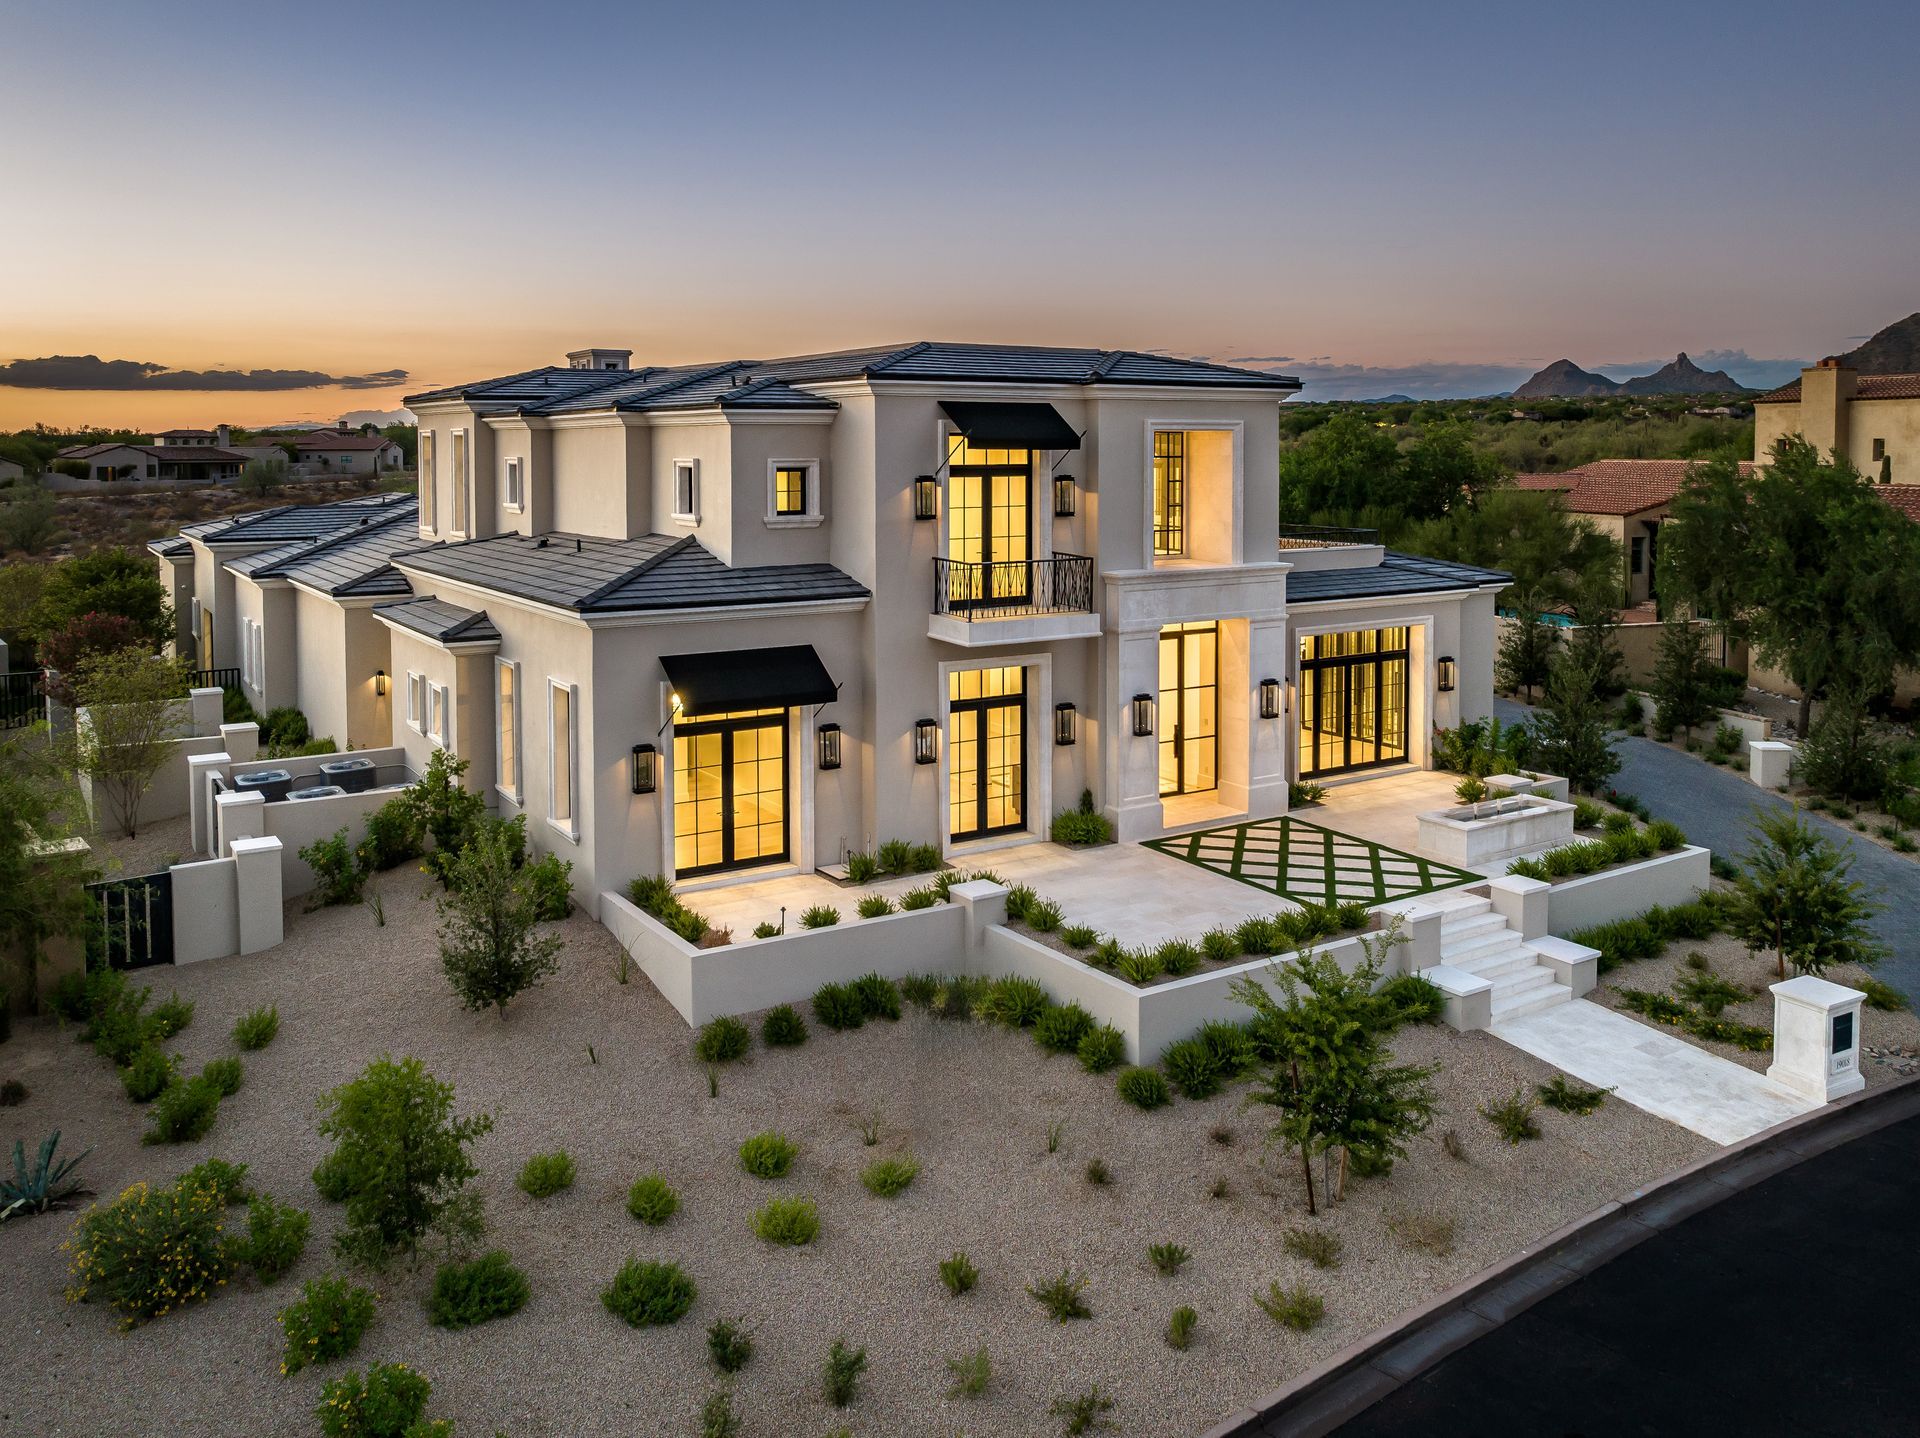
1767;975;1866;1103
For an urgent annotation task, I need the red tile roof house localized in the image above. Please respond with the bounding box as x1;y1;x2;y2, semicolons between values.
292;429;406;475
51;440;246;487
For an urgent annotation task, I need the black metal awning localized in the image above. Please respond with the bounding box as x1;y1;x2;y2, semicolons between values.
660;644;839;717
939;400;1081;451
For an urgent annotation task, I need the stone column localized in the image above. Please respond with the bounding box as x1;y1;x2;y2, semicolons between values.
1767;975;1867;1103
229;835;284;956
1748;740;1794;791
949;879;1009;965
214;789;266;855
1486;873;1550;941
186;751;232;856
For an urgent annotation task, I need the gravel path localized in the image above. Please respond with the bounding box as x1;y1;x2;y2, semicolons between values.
0;869;1709;1438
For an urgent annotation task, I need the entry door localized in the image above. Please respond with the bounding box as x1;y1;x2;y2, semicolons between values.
947;444;1032;607
949;667;1025;841
1298;629;1409;778
673;708;788;877
1158;622;1218;796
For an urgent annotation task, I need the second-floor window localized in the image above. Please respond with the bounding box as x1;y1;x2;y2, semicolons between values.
774;464;808;516
451;430;468;533
496;659;519;797
504;457;524;512
1153;430;1186;556
418;431;435;527
673;461;699;521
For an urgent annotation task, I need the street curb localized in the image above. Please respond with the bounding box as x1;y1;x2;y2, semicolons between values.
1200;1075;1920;1438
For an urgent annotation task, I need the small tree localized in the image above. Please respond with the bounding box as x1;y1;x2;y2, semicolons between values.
1795;687;1893;801
400;747;488;884
1562;585;1627;703
1526;650;1619;793
1495;592;1556;702
438;819;564;1019
236;458;286;497
1729;810;1883;979
38;547;173;649
313;1055;492;1268
68;647;189;838
1650;616;1715;741
0;733;91;1013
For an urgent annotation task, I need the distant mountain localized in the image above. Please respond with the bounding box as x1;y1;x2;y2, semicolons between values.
1364;394;1415;403
1617;352;1749;396
1839;312;1920;372
1512;359;1619;399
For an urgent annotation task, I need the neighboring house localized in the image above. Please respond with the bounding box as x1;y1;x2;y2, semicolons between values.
154;426;227;447
1754;358;1920;484
57;440;245;484
294;429;406;474
0;457;23;483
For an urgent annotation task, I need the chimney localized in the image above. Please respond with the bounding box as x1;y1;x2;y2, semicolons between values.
216;423;231;448
566;347;632;372
1799;358;1856;461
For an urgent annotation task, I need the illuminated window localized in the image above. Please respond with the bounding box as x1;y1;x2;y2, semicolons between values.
1153;430;1186;556
450;430;467;533
773;464;809;516
1298;627;1410;778
944;443;1031;608
418;431;435;527
496;659;519;797
550;681;577;831
948;666;1026;841
672;708;788;875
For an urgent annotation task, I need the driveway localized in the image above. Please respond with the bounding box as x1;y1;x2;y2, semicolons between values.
1495;698;1920;995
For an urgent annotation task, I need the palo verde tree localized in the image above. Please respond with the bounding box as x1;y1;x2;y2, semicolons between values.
1728;809;1883;979
66;647;190;838
437;818;565;1019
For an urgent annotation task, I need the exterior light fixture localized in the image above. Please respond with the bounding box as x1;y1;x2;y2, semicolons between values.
913;474;939;521
1259;677;1281;719
1054;701;1077;747
373;668;388;697
817;722;843;771
1437;655;1457;693
913;717;939;765
631;743;658;795
1131;693;1155;737
1053;473;1077;517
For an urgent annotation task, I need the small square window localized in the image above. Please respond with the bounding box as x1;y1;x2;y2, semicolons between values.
774;464;808;516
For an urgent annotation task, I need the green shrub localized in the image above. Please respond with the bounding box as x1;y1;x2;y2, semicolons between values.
602;1257;695;1327
823;1337;867;1407
1061;923;1099;948
860;1154;919;1198
625;874;711;943
1569;916;1662;973
1372;974;1445;1027
1033;1002;1095;1055
1026;1268;1091;1322
1114;946;1163;986
625;1174;679;1225
148;993;194;1040
1537;1074;1611;1115
799;904;840;929
1646;818;1688;851
1235;915;1280;954
1077;1025;1125;1074
1859;977;1909;1012
1196;1020;1257;1077
66;1171;233;1327
898;886;938;910
232;1004;280;1050
1675;970;1747;1017
301;829;368;909
357;800;422;872
0;1080;26;1106
143;1074;220;1144
761;1004;808;1046
1116;1066;1169;1110
1289;780;1327;805
751;921;779;938
1283;1227;1343;1269
699;1392;740;1438
1024;897;1064;932
242;1193;310;1283
179;1156;251;1204
1480;1087;1541;1143
521;851;575;920
751;1195;819;1245
738;1131;797;1179
1167;1305;1197;1350
1160;1039;1222;1100
875;838;912;874
278;1275;377;1373
707;1316;754;1373
1573;798;1608;829
1050;807;1114;846
1155;939;1203;977
315;1361;433;1438
1148;1241;1190;1276
855;893;894;919
945;1344;992;1400
845;851;878;883
1506;856;1550;881
1256;1280;1325;1332
694;1015;752;1064
812;982;865;1030
120;1043;178;1103
428;1249;530;1330
1200;926;1240;963
976;975;1048;1027
1052;1385;1116;1435
939;1251;977;1295
1084;1156;1111;1185
850;972;901;1021
202;1056;244;1097
516;1151;576;1198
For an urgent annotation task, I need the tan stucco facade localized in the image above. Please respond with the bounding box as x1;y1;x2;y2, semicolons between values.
1755;361;1920;484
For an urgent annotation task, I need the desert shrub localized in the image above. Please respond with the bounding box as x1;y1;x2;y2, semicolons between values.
1167;1305;1197;1350
738;1131;797;1179
1050;792;1114;846
1255;1280;1325;1332
178;1156;251;1204
799;904;840;929
1025;897;1064;932
602;1257;695;1327
1234;915;1279;955
1114;946;1162;986
850;972;901;1021
301;829;367;909
1160;1038;1222;1100
699;1391;741;1438
1116;1066;1169;1110
148;993;194;1039
761;1004;807;1046
945;1344;992;1399
1061;923;1099;948
357;800;423;872
625;874;711;943
1191;1020;1255;1078
0;1080;26;1106
844;850;878;883
1646;818;1688;851
1859;977;1909;1012
1200;927;1240;963
1387;1208;1456;1255
1372;974;1445;1028
1454;774;1488;804
976;974;1048;1027
1283;1227;1343;1269
66;1174;233;1327
823;1337;867;1407
232;1004;280;1050
1674;970;1747;1017
277;1273;379;1373
1087;938;1125;972
875;838;913;874
898;885;938;911
625;1174;679;1226
1569;916;1662;973
437;818;565;1016
1028;1268;1091;1322
515;1151;576;1198
703;1315;754;1374
694;1015;752;1064
751;1195;819;1245
143;1074;220;1144
811;982;865;1031
202;1056;244;1097
1033;1002;1095;1055
1077;1025;1126;1074
855;893;893;919
1148;1241;1189;1275
315;1361;432;1438
243;1194;311;1283
1506;856;1550;881
1004;884;1038;921
860;1154;919;1198
120;1043;178;1103
750;920;778;938
1155;939;1203;977
428;1249;529;1330
1083;1156;1111;1185
939;1251;978;1295
521;851;575;920
1289;780;1327;805
1573;798;1608;829
1052;1385;1116;1435
1480;1087;1540;1143
1536;1074;1611;1115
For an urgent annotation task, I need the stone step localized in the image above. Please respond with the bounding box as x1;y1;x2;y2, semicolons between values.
1489;967;1559;1001
1439;912;1507;942
1447;947;1541;982
1491;984;1573;1021
1431;894;1491;920
1441;927;1525;964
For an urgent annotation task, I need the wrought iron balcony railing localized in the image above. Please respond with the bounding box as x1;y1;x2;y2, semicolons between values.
1277;524;1380;550
932;553;1095;620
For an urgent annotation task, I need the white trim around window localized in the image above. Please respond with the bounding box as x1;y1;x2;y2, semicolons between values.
671;459;699;526
418;430;435;531
495;658;520;800
503;456;524;514
765;458;823;527
406;670;426;734
430;682;451;748
449;429;469;536
548;680;579;840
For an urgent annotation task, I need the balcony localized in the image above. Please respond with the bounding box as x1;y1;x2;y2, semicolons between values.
1276;524;1380;550
928;553;1102;647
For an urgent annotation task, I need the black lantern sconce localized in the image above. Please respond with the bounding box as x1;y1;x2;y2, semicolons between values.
1053;473;1077;517
373;668;388;697
1054;701;1077;747
631;743;658;795
1437;655;1457;693
817;722;842;771
1131;693;1154;737
913;717;939;765
913;474;939;521
1259;676;1281;720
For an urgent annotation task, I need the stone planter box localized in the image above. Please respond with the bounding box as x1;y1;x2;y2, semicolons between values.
1417;796;1576;867
1544;845;1712;936
1484;771;1570;802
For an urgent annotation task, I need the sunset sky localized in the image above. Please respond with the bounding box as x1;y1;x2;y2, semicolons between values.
3;0;1916;428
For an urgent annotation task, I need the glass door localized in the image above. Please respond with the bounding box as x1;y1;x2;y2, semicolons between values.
948;667;1026;841
1158;622;1218;796
947;443;1031;608
672;708;788;877
1297;628;1410;778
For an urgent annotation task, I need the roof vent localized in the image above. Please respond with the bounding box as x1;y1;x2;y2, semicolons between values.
536;537;549;548
567;347;632;372
575;538;583;553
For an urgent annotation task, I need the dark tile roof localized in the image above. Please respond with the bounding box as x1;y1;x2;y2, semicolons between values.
148;446;246;462
266;501;425;597
1286;551;1511;604
372;596;501;645
195;491;414;546
1755;372;1920;404
395;531;870;615
148;535;192;557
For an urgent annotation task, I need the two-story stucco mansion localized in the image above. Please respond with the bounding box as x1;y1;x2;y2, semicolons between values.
155;342;1505;913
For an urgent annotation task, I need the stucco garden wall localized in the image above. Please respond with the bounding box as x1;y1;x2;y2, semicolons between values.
1544;845;1712;936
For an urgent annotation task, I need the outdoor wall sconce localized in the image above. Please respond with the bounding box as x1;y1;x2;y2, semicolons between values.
373;668;388;697
1131;693;1155;737
1437;655;1457;693
1259;676;1281;719
631;743;657;795
817;722;843;771
1053;473;1077;517
913;475;939;520
913;717;939;764
1054;701;1077;746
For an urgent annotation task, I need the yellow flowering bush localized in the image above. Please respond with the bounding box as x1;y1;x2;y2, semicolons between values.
64;1176;233;1327
278;1275;378;1375
316;1361;432;1438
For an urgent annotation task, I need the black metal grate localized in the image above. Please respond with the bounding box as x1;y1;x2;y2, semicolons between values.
0;671;41;730
1277;524;1380;549
932;554;1094;620
86;871;174;970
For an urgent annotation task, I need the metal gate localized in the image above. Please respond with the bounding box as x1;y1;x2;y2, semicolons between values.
86;871;175;970
0;671;40;730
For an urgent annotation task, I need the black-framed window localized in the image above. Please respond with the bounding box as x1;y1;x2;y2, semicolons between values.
1153;430;1186;556
1298;627;1410;778
1630;536;1644;575
774;465;808;516
948;666;1026;841
672;707;789;876
946;443;1032;607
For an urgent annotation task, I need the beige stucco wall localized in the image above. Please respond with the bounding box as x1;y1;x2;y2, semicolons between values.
1755;382;1920;485
230;577;296;713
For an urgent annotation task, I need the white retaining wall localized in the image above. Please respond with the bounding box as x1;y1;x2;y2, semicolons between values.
1544;845;1712;936
169;835;283;964
207;746;411;896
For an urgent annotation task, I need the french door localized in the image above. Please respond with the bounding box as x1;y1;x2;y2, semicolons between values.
947;443;1032;607
948;666;1025;842
673;708;789;877
1158;622;1218;796
1297;628;1409;778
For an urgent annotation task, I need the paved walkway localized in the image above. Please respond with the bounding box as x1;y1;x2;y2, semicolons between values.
1491;998;1817;1145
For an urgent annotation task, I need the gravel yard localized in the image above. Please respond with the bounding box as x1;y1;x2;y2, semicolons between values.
1;868;1713;1438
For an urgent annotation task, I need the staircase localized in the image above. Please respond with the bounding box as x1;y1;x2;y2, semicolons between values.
1430;892;1571;1023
